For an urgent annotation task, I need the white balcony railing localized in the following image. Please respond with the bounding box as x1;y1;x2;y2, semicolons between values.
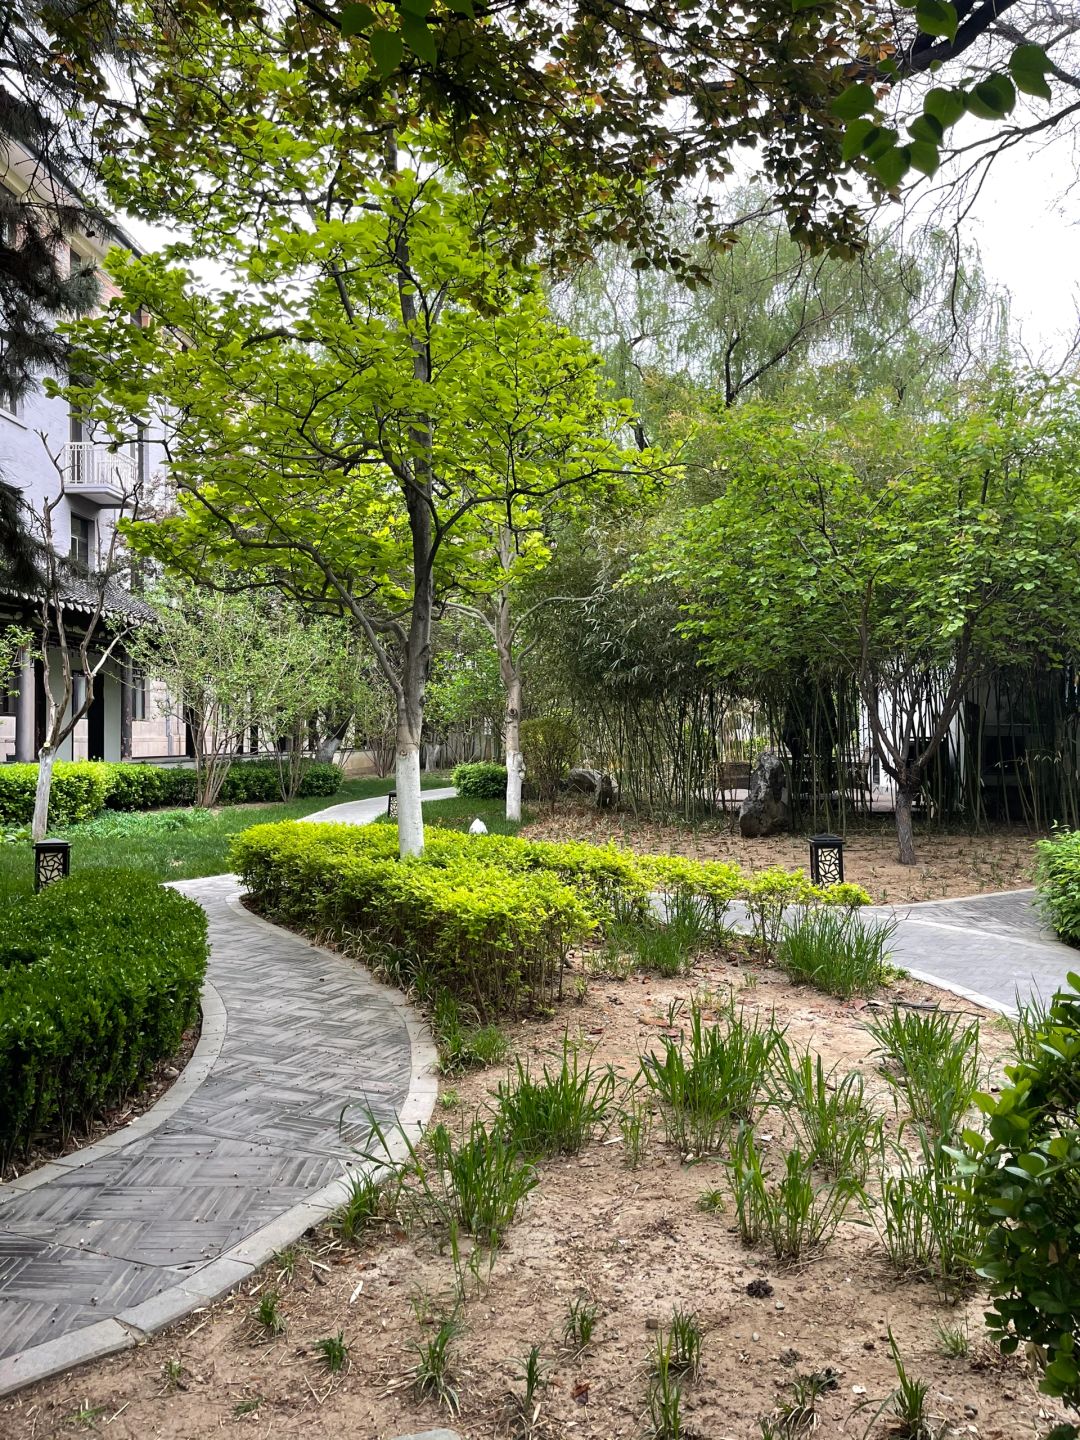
62;441;137;501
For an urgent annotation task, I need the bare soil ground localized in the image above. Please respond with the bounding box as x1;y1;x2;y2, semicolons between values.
522;802;1043;905
0;1023;201;1185
2;939;1066;1440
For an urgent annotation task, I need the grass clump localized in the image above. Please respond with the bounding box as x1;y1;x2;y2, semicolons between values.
563;1296;599;1352
873;1134;979;1297
428;1117;538;1247
864;1007;980;1138
410;1311;462;1414
778;909;894;999
618;1088;653;1169
640;994;785;1155
774;1048;880;1181
250;1288;286;1338
432;991;509;1075
728;1131;862;1262
327;1168;397;1242
497;1036;616;1158
314;1331;349;1373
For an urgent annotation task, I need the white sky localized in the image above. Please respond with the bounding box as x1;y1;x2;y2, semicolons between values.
918;120;1080;362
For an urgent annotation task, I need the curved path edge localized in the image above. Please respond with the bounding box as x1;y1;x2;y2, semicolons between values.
0;891;438;1399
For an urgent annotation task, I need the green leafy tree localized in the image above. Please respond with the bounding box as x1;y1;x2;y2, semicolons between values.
649;380;1080;863
69;163;637;853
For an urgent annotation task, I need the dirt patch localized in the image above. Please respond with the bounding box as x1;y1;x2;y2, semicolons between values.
0;1022;201;1186
0;944;1064;1440
521;802;1042;905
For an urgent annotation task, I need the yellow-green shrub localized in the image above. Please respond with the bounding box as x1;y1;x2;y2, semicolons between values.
231;823;596;1020
0;761;110;827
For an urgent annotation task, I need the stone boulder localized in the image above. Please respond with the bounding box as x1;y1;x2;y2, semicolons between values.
566;767;616;809
738;750;790;838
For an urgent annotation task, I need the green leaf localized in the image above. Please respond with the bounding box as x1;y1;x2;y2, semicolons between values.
445;0;475;12
872;144;910;188
831;82;876;121
399;0;433;13
908;114;943;145
965;73;1016;119
369;26;404;77
841;118;875;161
909;140;940;176
915;0;958;39
1010;43;1053;100
924;87;966;128
340;2;375;36
401;11;437;64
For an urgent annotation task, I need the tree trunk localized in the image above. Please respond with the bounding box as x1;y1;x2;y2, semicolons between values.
316;712;351;764
505;675;524;823
396;700;424;857
895;781;918;865
32;746;55;841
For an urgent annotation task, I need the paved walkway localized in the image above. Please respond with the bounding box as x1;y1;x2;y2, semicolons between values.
0;791;447;1396
865;888;1078;1014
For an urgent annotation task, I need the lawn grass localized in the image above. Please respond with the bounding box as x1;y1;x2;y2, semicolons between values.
373;795;531;837
0;772;452;896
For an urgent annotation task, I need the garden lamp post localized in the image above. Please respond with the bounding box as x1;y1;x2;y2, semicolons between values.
34;839;71;891
809;833;844;886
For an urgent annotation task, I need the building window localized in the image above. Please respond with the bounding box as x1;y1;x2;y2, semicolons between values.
72;673;87;713
70;513;94;567
132;668;147;721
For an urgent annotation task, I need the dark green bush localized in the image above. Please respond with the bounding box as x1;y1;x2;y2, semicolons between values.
957;972;1080;1416
0;871;208;1166
451;762;508;799
102;762;174;811
0;762;111;827
1036;830;1080;945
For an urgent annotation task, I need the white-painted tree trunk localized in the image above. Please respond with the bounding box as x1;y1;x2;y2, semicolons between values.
31;747;55;842
396;732;424;857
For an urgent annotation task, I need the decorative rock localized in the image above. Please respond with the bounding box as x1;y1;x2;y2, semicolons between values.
738;750;790;838
468;817;488;835
566;767;617;809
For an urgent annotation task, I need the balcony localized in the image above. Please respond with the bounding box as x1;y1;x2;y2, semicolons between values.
62;442;136;505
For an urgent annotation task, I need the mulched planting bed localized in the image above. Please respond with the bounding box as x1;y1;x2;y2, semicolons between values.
0;935;1067;1440
522;802;1042;905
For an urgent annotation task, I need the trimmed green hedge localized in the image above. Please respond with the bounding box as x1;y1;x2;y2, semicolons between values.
0;871;209;1166
231;822;871;1018
0;761;109;827
232;822;598;1020
1036;829;1080;946
0;759;342;826
452;762;508;799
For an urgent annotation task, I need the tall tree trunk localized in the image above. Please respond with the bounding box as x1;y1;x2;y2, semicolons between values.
32;746;55;841
494;581;524;823
895;777;918;865
505;674;524;823
395;694;424;857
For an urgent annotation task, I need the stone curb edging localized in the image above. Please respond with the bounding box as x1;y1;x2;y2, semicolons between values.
0;888;439;1399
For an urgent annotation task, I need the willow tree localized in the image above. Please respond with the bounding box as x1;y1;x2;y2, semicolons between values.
69;161;638;853
650;382;1080;863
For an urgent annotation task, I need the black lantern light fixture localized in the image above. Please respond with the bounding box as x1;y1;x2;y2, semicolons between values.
34;839;71;892
809;833;844;886
386;790;398;818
